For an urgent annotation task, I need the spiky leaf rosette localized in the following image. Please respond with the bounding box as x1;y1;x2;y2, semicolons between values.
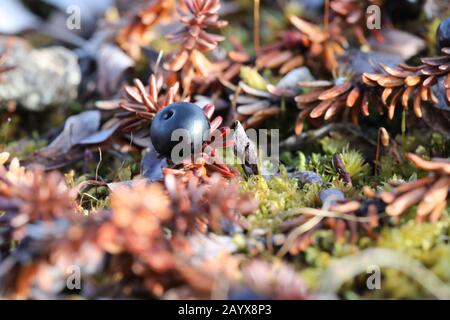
288;16;347;73
172;0;227;52
0;176;253;298
102;181;174;267
164;173;257;234
255;15;347;74
118;74;183;132
164;0;230;94
362;47;450;120
165;0;227;69
379;153;450;222
0;155;77;245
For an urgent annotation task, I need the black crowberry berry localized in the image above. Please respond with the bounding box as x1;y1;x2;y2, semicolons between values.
150;102;210;158
437;17;450;50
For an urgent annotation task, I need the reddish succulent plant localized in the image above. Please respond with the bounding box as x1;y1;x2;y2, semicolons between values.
164;0;230;94
118;74;184;132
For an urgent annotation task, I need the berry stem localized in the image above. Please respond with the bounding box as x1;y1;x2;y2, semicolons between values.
401;109;406;150
254;0;261;52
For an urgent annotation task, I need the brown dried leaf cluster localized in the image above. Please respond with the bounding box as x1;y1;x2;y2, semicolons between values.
294;78;381;135
256;30;309;75
169;0;227;53
363;47;450;119
255;15;347;74
380;153;450;222
164;0;230;94
289;15;347;73
117;0;176;59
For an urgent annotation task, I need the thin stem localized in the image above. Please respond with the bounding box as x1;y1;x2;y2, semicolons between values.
324;0;330;35
281;96;286;113
374;130;381;190
401;109;406;149
253;0;261;52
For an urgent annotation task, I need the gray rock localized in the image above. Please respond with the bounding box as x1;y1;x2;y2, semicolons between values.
0;39;81;111
319;189;345;206
289;170;323;186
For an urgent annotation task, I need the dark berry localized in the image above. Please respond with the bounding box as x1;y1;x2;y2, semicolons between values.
150;102;210;158
386;0;424;22
437;17;450;50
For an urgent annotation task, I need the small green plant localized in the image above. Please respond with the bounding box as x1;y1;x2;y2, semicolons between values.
325;147;370;185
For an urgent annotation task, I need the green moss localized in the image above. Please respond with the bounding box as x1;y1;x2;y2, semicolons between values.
5;136;47;158
240;168;321;229
377;218;450;260
400;130;450;156
319;134;349;155
295;152;331;177
326;148;370;185
358;216;450;298
0;116;20;145
379;154;420;182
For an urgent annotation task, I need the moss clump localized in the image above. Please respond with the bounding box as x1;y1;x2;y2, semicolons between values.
319;134;349;155
379;154;421;182
327;148;371;185
361;216;450;299
240;168;321;229
401;130;450;156
293;148;370;186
